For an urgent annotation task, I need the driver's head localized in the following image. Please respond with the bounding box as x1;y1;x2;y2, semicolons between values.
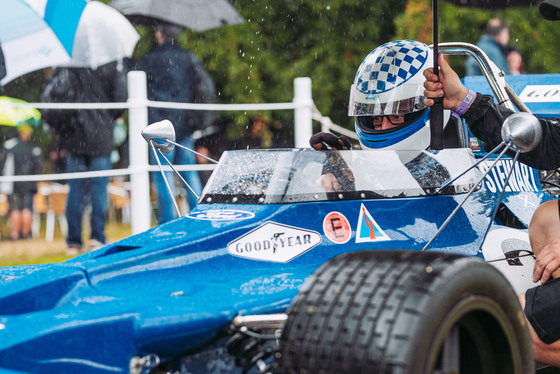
349;40;441;150
540;0;560;21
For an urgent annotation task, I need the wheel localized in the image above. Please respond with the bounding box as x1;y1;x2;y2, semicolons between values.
277;250;533;374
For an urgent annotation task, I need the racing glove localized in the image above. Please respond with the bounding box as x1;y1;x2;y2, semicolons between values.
309;132;352;151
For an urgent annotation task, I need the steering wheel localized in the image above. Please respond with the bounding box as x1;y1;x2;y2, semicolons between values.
220;174;270;195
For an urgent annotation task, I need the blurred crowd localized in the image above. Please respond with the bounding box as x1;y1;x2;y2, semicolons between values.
465;17;526;76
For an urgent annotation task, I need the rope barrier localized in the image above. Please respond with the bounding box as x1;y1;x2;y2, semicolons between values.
0;164;217;182
0;104;359;184
311;104;358;140
0;75;315;234
4;100;306;111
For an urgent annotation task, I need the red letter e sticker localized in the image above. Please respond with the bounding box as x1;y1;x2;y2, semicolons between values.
323;212;351;244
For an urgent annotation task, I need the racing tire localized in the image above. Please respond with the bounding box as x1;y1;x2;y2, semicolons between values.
277;250;533;374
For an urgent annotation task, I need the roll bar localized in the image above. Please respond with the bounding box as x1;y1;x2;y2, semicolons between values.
436;42;531;113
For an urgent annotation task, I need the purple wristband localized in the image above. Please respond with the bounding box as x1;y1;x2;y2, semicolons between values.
451;89;475;118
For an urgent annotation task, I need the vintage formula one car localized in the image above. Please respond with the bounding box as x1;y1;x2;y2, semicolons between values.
0;43;558;374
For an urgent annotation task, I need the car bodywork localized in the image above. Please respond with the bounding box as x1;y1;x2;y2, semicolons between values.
0;45;559;373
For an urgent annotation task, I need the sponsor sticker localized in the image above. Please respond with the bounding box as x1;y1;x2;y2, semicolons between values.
187;209;255;221
323;212;351;244
518;85;560;103
356;204;391;243
479;160;540;193
227;222;321;263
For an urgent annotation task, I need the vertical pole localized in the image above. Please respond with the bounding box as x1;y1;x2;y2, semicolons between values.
127;71;151;234
294;77;313;148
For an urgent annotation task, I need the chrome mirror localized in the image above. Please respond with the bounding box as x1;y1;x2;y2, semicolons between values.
501;112;542;153
141;120;176;154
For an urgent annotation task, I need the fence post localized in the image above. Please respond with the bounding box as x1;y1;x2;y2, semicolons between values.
127;71;151;234
293;77;313;148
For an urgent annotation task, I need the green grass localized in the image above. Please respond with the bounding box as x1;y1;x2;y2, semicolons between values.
0;219;132;267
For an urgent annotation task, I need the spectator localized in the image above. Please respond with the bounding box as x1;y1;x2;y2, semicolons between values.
270;119;293;148
111;116;129;169
135;22;215;224
41;61;128;254
235;115;271;149
48;132;68;184
0;124;42;240
507;46;526;75
465;18;510;76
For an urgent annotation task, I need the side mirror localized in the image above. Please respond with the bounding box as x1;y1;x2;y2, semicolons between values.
501;112;542;153
141;120;176;154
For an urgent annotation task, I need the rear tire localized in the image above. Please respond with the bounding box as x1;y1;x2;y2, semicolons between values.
277;250;533;374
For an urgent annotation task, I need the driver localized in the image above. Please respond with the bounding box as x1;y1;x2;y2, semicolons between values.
422;0;560;366
312;40;457;194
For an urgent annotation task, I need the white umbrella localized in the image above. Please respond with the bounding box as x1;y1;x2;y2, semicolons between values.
110;0;244;32
0;0;139;86
64;1;140;69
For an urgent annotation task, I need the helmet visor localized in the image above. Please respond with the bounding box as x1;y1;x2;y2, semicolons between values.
356;108;427;135
348;82;427;116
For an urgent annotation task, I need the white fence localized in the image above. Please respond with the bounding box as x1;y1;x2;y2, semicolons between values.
0;72;314;235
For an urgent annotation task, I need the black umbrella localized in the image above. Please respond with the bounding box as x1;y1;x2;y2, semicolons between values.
110;0;244;32
446;0;538;8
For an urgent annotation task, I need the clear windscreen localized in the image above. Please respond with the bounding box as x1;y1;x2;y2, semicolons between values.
200;148;479;204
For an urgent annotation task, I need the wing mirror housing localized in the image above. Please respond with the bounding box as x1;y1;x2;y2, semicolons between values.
141;120;176;154
501;112;542;153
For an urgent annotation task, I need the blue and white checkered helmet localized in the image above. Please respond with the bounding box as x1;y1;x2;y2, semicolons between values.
349;40;447;150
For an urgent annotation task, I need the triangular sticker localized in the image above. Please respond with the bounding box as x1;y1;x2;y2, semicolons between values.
356;204;391;243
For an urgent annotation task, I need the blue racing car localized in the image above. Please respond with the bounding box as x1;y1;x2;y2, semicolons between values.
0;43;557;374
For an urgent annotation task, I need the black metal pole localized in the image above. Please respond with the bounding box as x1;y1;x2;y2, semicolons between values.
430;0;445;150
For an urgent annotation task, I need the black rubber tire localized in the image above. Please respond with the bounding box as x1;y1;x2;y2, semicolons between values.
277;250;534;374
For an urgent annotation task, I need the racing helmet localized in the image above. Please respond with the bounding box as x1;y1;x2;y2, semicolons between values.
349;40;448;150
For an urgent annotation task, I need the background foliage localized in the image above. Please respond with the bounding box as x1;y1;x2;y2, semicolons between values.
1;0;559;149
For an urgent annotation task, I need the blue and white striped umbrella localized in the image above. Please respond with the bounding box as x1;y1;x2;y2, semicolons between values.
0;0;139;85
0;0;87;85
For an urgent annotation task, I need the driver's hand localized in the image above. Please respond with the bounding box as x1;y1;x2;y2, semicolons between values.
533;237;560;284
319;173;340;192
310;132;352;151
423;53;470;111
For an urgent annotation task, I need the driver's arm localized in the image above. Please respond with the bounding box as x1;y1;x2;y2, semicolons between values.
424;53;560;170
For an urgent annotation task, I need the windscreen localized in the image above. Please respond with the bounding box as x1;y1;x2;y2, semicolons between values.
200;148;479;204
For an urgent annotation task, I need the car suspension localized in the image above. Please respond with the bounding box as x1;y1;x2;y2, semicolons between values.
226;314;287;374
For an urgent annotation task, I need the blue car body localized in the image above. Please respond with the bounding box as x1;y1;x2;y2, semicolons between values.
0;73;557;373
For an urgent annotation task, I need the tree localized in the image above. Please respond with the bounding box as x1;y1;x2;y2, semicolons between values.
394;0;560;77
179;0;407;139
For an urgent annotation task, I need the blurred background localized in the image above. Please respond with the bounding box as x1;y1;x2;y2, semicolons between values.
2;0;556;146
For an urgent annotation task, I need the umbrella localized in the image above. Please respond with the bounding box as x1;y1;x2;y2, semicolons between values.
64;1;140;69
0;0;139;86
0;0;87;85
0;96;41;127
110;0;244;32
445;0;538;8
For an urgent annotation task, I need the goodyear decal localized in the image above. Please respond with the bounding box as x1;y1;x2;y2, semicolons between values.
187;209;255;221
518;85;560;103
323;212;351;244
479;160;540;193
356;204;390;243
227;222;321;263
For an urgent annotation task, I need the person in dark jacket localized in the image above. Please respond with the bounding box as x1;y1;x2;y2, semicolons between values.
41;60;128;253
423;1;560;363
1;124;42;240
135;22;215;223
